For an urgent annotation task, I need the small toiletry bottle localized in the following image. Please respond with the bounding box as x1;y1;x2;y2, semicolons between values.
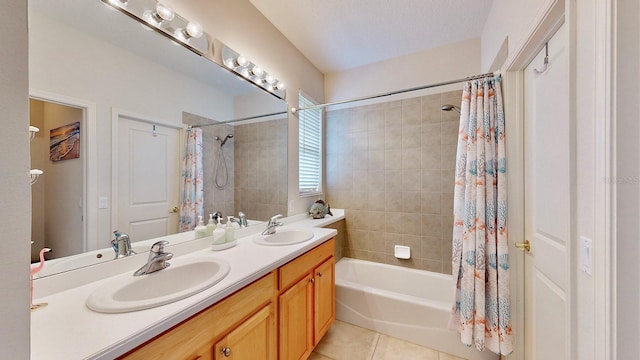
206;213;216;236
212;217;225;245
225;216;235;243
194;215;207;238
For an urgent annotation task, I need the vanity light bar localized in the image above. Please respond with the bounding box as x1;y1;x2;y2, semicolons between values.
221;46;286;98
101;0;210;55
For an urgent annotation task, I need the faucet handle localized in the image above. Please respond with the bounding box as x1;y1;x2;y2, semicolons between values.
150;240;170;253
269;214;283;224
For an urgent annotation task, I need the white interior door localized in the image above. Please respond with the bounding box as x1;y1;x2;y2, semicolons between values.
523;24;571;359
116;114;180;242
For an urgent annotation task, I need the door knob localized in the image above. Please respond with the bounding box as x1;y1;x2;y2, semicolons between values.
515;240;531;252
170;206;179;213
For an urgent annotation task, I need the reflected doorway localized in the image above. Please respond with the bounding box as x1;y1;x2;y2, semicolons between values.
29;98;84;262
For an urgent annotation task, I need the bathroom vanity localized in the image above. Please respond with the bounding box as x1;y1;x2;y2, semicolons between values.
30;211;343;359
120;238;334;359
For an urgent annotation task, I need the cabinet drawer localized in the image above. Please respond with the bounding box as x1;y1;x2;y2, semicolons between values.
279;238;334;291
120;271;276;360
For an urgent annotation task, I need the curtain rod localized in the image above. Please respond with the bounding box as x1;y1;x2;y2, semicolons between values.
291;71;501;113
190;110;289;128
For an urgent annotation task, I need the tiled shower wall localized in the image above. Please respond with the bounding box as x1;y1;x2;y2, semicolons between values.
325;90;462;274
234;118;288;221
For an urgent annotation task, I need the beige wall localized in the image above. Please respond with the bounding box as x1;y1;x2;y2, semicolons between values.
615;0;638;358
325;38;480;103
325;90;461;274
480;0;549;71
30;100;46;259
234;118;288;221
30;100;84;261
0;0;30;357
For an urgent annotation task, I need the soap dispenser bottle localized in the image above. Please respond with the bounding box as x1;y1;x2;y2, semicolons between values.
212;217;225;245
225;216;235;243
194;215;207;238
206;213;216;236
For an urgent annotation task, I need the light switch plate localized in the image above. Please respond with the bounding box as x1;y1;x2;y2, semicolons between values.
579;236;592;275
99;196;109;209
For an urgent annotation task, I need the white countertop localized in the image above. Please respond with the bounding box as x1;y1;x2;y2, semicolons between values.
31;210;344;359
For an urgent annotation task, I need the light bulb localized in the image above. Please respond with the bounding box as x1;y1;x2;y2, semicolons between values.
106;0;127;8
251;66;264;77
236;56;249;67
250;75;263;84
224;59;235;69
265;74;276;84
265;84;274;92
274;81;285;90
155;4;174;21
240;68;250;78
185;22;203;38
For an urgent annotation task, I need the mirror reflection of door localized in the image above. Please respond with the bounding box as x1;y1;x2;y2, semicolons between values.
115;113;180;242
29;98;84;262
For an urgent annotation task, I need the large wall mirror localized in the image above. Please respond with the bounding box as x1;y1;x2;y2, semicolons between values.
29;0;288;275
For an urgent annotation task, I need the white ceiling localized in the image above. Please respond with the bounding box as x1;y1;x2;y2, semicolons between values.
250;0;494;74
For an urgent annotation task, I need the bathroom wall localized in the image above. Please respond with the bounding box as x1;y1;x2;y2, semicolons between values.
325;90;461;274
30;100;84;261
0;0;29;357
480;0;549;71
30;100;46;259
615;0;639;357
234;118;288;221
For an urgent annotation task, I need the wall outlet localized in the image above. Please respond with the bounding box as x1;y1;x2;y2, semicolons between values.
579;236;592;275
99;196;109;209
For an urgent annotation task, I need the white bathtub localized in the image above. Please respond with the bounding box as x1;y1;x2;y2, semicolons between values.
335;258;499;360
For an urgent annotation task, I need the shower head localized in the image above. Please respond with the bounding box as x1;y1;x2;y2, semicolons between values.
215;134;234;146
441;104;461;114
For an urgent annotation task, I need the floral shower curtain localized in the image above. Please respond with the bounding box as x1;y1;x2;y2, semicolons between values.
449;75;513;355
179;127;204;232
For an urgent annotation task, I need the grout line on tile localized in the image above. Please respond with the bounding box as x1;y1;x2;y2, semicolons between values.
366;332;380;360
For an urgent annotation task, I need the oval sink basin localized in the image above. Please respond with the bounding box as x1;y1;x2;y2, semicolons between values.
253;229;314;246
86;257;230;313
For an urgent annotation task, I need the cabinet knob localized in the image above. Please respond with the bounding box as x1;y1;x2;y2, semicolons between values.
317;271;323;277
221;347;231;357
310;277;315;283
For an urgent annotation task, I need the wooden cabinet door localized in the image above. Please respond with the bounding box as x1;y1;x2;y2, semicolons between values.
278;275;313;360
214;304;276;360
313;257;335;344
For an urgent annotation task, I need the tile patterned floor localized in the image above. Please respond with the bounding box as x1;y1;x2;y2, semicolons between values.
309;321;466;360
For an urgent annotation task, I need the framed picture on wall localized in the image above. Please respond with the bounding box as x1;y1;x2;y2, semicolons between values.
49;121;80;161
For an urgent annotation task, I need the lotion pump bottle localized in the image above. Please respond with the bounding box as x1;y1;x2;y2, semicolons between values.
225;216;235;243
194;215;207;238
206;213;216;236
212;217;225;245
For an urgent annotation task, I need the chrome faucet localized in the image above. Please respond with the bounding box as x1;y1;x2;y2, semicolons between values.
261;214;284;235
235;211;248;228
111;231;135;258
133;240;173;276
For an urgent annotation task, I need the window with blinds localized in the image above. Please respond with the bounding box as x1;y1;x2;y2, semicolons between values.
298;93;323;196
